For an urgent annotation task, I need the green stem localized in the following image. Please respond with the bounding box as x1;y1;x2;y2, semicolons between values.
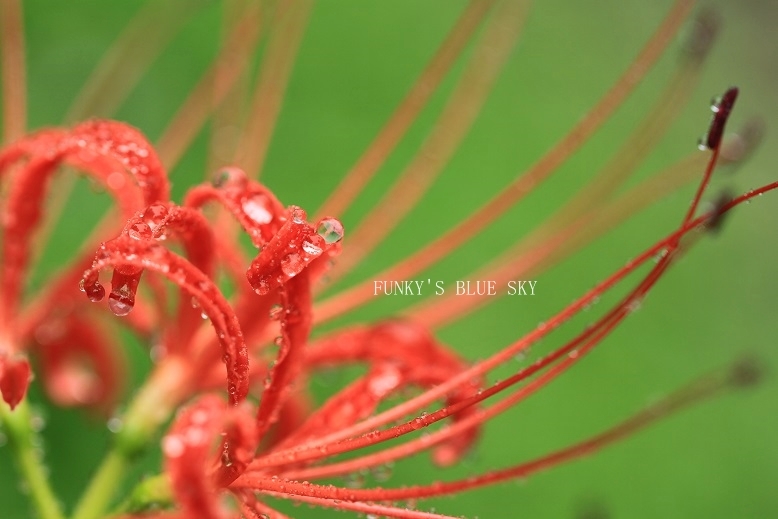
0;399;66;519
70;451;128;519
70;356;190;519
111;474;172;516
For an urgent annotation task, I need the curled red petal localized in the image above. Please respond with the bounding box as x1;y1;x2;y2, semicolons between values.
0;353;31;409
82;237;248;404
119;203;218;353
67;120;169;205
184;169;286;247
0;120;170;331
0;155;61;326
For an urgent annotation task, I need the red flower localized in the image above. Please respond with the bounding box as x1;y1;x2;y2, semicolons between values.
1;2;777;519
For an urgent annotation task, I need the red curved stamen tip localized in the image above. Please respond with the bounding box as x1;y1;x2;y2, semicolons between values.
706;86;739;149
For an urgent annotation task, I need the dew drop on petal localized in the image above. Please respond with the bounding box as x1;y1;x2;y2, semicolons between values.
301;238;323;258
291;207;306;224
127;221;152;240
108;284;134;316
242;194;273;224
253;277;271;296
269;304;284;320
316;218;344;244
281;253;303;277
83;281;105;302
142;203;168;233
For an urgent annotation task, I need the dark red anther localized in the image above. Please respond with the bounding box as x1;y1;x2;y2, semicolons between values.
707;190;732;234
706;87;738;149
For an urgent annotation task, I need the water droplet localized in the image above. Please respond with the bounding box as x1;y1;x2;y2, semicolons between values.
127;221;152;240
291;207;306;224
281;253;303;277
108;284;134;316
626;298;642;313
697;137;710;151
269;304;284;320
252;276;271;296
301;239;323;257
242;194;273;224
162;435;184;458
142;203;168;233
316;218;344;244
30;411;46;432
371;462;393;482
107;417;123;433
343;471;366;488
83;281;105;302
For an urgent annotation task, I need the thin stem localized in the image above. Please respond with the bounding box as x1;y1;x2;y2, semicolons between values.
314;0;695;320
0;0;26;143
65;0;196;122
255;179;778;468
156;1;264;170
112;474;171;516
236;0;313;179
327;0;529;283
315;0;497;219
312;26;706;324
0;399;65;519
70;451;128;519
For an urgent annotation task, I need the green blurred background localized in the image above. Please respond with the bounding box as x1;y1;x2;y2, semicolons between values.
2;0;778;517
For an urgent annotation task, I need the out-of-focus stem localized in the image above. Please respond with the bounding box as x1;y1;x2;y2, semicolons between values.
0;399;65;519
71;356;190;519
112;474;172;516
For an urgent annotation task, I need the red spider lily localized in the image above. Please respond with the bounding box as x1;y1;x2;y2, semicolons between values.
1;1;777;519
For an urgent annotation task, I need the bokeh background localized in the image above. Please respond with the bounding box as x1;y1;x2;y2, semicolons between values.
2;1;778;518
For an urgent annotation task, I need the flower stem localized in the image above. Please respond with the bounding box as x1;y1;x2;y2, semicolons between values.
0;399;65;519
111;473;172;515
70;356;190;519
69;450;127;519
